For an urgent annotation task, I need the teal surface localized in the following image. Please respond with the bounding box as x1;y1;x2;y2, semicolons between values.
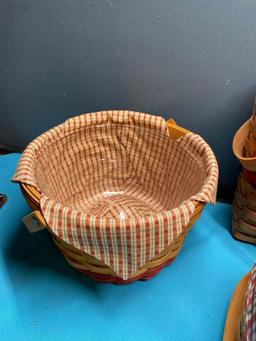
1;153;256;341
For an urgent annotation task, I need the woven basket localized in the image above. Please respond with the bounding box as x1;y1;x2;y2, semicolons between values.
223;264;256;340
14;112;217;284
223;272;250;341
232;100;256;243
232;173;256;243
232;99;256;171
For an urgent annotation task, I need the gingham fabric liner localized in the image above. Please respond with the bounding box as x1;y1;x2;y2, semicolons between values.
241;263;256;340
13;111;218;279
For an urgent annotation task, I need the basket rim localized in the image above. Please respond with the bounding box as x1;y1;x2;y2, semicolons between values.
13;110;218;226
223;272;250;341
233;118;256;162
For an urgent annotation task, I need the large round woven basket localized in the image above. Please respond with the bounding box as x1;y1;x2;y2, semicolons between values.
13;111;218;284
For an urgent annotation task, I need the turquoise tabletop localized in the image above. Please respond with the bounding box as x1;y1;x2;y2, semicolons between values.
1;153;256;341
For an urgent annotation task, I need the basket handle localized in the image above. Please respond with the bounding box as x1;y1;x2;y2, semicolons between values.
166;118;191;139
23;210;47;233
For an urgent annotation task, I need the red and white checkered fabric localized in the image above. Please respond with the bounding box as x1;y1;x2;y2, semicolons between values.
241;263;256;340
13;111;218;279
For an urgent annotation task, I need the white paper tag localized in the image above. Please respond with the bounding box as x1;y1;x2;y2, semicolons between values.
22;212;46;233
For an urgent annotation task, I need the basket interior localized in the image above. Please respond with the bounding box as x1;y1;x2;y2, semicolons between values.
35;124;206;219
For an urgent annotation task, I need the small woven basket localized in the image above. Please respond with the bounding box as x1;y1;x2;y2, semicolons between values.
232;99;256;243
13;111;218;284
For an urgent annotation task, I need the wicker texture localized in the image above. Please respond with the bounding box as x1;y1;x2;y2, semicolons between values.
233;173;256;243
232;99;256;243
233;100;256;172
13;111;218;283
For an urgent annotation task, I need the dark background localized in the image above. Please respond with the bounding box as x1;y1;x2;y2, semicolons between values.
1;0;256;201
